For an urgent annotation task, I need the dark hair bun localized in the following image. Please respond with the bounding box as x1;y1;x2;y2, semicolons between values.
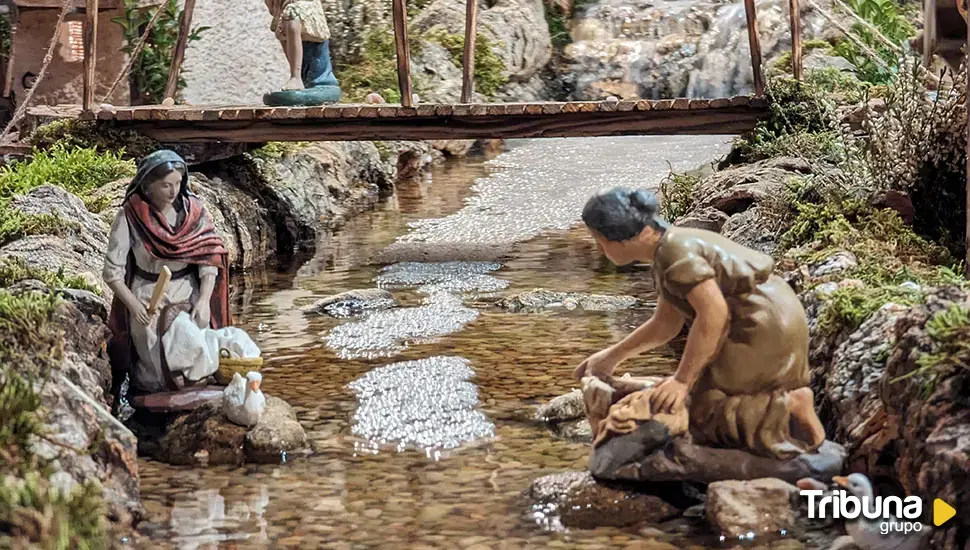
628;188;659;216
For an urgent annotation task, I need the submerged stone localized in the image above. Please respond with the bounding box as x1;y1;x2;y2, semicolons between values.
302;288;397;318
705;478;799;539
376;261;508;294
497;288;639;312
528;471;681;530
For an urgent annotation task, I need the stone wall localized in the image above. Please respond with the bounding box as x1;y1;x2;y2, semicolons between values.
180;0;289;105
13;8;129;106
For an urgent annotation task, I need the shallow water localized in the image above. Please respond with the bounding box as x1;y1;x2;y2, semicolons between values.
135;136;738;549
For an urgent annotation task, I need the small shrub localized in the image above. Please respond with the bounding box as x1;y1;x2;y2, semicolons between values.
658;172;699;221
0;472;107;550
425;31;508;97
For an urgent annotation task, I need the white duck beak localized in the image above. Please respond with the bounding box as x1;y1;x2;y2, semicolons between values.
248;379;260;392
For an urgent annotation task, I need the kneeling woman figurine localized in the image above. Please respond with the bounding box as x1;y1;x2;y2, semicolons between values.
104;150;231;402
577;187;825;460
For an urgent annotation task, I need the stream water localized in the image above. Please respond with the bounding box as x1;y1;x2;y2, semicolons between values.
134;136;737;549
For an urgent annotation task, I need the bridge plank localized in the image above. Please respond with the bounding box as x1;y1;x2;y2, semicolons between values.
672;98;691;110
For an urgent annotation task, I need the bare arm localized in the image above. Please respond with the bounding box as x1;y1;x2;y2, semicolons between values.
650;278;729;412
672;278;729;387
612;297;686;361
197;271;216;304
573;296;686;379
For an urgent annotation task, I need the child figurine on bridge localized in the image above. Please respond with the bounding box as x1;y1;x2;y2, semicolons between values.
264;0;342;106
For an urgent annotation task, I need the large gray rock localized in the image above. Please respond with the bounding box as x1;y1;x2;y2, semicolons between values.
529;471;681;528
245;396;310;463
561;0;826;100
20;296;143;531
706;478;799;538
536;389;586;422
720;206;782;257
692;157;815;214
2;185;110;294
412;0;552;99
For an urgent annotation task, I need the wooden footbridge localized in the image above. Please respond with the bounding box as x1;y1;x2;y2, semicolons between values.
10;0;953;143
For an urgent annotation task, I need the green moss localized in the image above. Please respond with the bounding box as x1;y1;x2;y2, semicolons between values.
373;142;395;163
0;290;108;548
29;120;158;160
0;144;133;246
771;40;836;73
788;198;964;334
0;145;134;201
0;257;99;294
545;3;571;50
659;172;699;221
725;77;841;166
336;28;425;103
250;142;309;161
889;304;970;396
0;472;107;550
425;31;508;98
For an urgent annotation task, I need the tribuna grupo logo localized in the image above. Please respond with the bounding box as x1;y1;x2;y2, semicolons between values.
801;488;924;535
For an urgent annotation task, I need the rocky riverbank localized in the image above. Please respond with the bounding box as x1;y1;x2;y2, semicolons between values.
532;63;969;548
0;129;443;546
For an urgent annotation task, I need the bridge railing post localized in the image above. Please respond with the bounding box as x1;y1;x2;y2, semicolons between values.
789;0;802;81
743;0;765;96
164;0;196;102
392;0;414;107
83;0;99;112
461;0;478;102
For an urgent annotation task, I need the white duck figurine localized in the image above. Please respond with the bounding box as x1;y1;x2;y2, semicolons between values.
223;371;266;427
829;473;930;550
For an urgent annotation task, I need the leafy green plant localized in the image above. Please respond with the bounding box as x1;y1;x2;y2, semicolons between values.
112;0;210;104
830;0;915;84
424;31;509;97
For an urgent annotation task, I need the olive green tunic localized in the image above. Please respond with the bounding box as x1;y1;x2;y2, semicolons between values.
653;226;818;460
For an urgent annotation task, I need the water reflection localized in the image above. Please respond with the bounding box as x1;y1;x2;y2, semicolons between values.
138;136;734;549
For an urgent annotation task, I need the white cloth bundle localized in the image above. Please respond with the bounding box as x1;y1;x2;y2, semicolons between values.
162;313;262;381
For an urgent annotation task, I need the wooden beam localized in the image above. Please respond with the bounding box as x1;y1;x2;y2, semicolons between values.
965;21;969;274
789;0;802;81
82;0;98;112
87;107;767;143
163;0;195;101
460;0;478;103
391;0;413;107
3;25;15;99
923;0;937;68
743;0;765;96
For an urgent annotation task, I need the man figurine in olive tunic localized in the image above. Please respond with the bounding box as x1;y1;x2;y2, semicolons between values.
576;187;826;463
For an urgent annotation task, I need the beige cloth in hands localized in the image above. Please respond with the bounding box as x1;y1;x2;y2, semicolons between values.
583;375;689;448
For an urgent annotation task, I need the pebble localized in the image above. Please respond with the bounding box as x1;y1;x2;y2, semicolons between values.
363;509;383;519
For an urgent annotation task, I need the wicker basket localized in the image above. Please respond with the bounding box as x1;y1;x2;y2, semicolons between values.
215;348;264;385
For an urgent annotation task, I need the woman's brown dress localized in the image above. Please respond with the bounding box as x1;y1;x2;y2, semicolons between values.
652;226;819;460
